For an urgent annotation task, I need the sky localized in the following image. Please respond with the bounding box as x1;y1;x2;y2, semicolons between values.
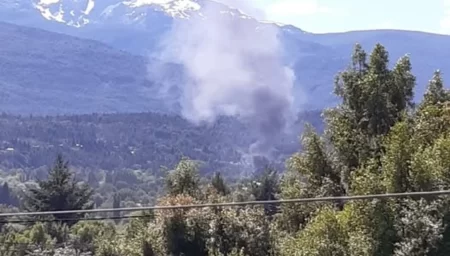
229;0;450;34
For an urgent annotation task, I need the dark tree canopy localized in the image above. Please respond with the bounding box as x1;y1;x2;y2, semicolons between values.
25;154;93;225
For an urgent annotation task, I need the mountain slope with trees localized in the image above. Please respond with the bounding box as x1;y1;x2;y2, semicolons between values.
0;42;450;256
0;21;175;115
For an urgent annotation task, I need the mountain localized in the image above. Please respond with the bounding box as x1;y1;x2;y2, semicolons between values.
0;21;187;114
2;0;268;29
0;0;449;113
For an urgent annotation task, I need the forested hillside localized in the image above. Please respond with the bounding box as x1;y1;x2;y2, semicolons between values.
1;43;450;255
0;110;323;171
0;21;174;114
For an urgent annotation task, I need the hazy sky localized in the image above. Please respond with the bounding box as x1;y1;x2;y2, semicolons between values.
229;0;450;34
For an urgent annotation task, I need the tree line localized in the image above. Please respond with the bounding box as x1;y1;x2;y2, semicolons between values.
0;43;450;255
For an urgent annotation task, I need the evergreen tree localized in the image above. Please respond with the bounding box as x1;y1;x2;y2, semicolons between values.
421;70;449;108
381;121;414;193
290;124;342;194
25;154;93;226
327;43;416;182
390;55;415;115
280;43;419;255
414;72;450;146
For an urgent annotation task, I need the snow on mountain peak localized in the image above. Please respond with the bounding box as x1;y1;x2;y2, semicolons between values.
32;0;204;27
124;0;201;18
29;0;289;29
33;0;94;27
126;0;200;10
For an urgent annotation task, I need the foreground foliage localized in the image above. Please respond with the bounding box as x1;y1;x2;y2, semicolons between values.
0;43;450;255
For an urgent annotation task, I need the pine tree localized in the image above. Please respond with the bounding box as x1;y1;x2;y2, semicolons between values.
421;70;449;108
25;154;93;226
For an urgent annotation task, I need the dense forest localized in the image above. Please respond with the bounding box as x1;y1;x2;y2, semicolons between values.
1;43;450;255
0;110;323;172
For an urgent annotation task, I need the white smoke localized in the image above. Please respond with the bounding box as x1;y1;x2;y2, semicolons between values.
150;0;297;157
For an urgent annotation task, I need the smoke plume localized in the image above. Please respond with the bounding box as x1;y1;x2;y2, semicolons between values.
151;0;296;157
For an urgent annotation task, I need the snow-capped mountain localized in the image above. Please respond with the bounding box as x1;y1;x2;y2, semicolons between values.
2;0;449;113
1;0;308;54
3;0;310;70
27;0;267;28
1;0;309;58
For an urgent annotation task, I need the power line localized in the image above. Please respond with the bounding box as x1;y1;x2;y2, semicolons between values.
0;214;151;224
1;190;450;218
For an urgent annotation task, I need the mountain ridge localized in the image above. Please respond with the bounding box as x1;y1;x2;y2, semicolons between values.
0;1;449;114
22;0;272;28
